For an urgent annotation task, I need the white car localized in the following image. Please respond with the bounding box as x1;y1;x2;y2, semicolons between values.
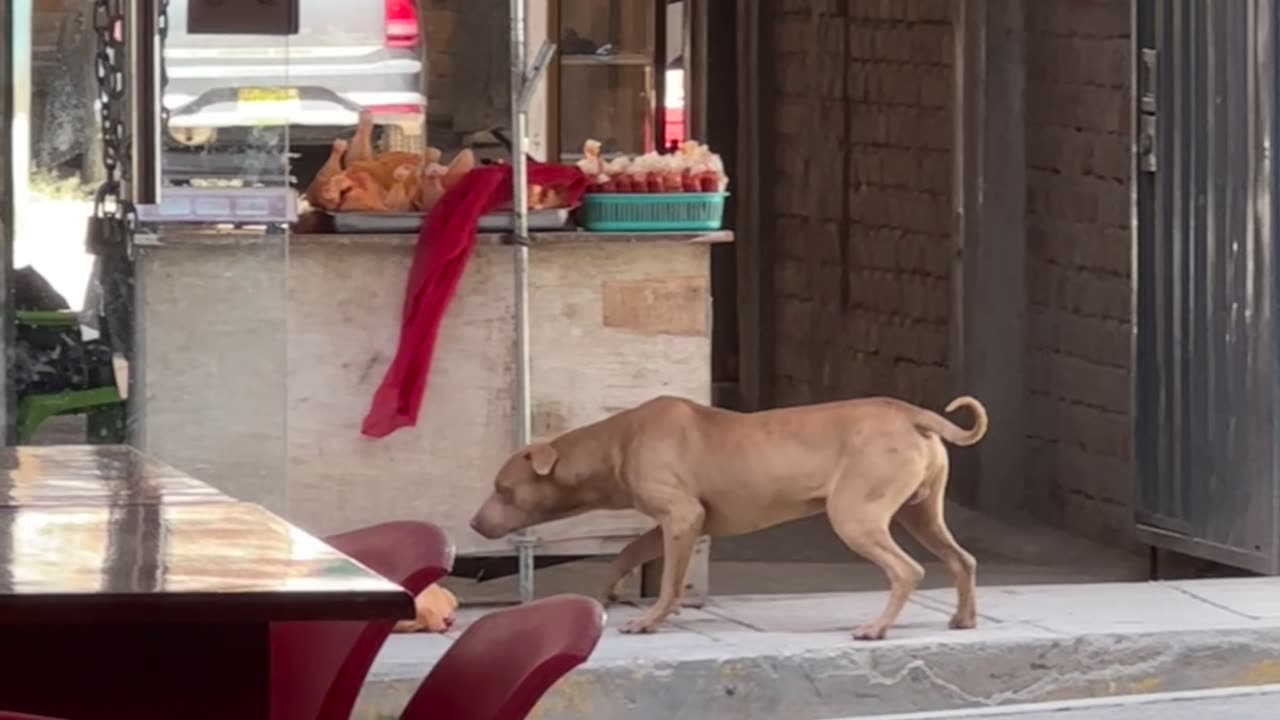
161;0;427;183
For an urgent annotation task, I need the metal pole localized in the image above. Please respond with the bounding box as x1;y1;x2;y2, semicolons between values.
1;0;21;444
125;0;162;205
509;0;536;603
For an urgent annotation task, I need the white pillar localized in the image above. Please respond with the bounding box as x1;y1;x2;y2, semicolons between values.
9;0;31;257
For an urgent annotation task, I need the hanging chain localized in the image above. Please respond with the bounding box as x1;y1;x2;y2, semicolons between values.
92;0;169;228
158;0;171;135
92;0;130;226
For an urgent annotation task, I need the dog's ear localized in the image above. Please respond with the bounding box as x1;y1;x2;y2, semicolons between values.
524;442;559;476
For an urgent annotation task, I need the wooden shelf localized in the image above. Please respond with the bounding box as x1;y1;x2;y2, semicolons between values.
560;52;654;67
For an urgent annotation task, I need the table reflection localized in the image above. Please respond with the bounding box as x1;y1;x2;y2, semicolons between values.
0;445;230;507
0;502;393;597
0;446;410;720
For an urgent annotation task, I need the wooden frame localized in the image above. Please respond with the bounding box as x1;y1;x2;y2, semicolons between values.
546;0;673;162
951;0;1028;515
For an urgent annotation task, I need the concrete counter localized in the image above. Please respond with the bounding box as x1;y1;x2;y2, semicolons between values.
134;228;729;568
139;228;733;248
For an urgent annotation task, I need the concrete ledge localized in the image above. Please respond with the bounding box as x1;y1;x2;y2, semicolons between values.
848;684;1280;719
353;579;1280;719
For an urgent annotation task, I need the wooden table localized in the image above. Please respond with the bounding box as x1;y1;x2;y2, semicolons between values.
0;445;414;720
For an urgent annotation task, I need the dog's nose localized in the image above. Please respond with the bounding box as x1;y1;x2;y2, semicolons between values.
468;516;484;534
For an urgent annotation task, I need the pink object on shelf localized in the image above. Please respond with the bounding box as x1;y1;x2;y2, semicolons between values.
664;107;687;150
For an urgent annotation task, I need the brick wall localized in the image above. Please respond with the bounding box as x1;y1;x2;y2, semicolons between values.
772;0;954;410
1024;0;1134;545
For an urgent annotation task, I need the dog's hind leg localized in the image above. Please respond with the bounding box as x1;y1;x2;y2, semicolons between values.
895;461;978;630
827;472;925;641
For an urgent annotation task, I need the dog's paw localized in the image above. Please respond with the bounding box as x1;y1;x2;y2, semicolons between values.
852;624;888;641
949;614;977;630
620;616;661;634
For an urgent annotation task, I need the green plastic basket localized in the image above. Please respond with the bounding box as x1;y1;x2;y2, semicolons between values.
579;192;728;232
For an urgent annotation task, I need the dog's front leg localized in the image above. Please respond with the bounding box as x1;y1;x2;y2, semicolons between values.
599;525;663;606
621;504;703;634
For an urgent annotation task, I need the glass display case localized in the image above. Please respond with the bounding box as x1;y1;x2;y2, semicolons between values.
551;0;688;161
5;0;292;509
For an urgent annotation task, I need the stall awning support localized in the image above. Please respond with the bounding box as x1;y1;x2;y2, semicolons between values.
509;0;556;603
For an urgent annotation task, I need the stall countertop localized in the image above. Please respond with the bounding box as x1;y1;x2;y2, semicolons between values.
139;227;734;248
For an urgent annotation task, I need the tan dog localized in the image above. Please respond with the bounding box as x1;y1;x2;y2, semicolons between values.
470;395;987;639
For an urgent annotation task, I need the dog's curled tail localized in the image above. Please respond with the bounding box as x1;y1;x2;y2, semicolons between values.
915;395;988;447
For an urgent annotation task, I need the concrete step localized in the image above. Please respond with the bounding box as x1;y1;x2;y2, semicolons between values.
846;685;1280;719
353;578;1280;720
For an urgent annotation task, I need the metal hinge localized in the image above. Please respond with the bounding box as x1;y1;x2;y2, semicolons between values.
1138;48;1157;173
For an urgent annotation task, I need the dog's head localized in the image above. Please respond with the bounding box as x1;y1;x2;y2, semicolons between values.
470;442;586;539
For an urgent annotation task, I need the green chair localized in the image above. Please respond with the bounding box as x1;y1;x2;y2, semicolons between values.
14;310;125;445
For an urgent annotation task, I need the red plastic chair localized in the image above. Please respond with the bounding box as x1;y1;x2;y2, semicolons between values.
0;713;69;720
271;521;454;720
399;594;606;720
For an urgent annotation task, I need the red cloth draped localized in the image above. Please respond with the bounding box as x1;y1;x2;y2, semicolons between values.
361;162;587;438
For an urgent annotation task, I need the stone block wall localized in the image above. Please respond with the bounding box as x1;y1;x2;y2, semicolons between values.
1024;0;1134;546
772;0;955;410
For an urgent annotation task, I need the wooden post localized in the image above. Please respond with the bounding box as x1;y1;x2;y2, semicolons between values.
732;0;777;412
453;1;512;137
952;0;1028;517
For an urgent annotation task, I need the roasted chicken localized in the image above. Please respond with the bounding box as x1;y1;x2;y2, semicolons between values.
384;164;418;213
441;149;475;191
334;168;389;212
345;110;376;167
307;124;574;215
306;139;349;209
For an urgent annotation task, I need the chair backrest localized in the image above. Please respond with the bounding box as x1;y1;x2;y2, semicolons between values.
270;521;454;720
400;595;605;720
0;712;69;720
